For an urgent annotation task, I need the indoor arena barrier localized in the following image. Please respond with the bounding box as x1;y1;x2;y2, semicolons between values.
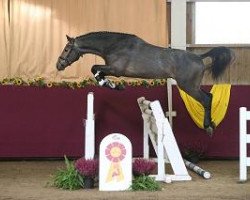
239;107;250;182
137;97;191;183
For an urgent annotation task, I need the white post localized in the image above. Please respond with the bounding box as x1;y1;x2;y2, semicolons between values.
171;0;186;50
143;114;150;159
85;92;95;159
166;78;177;128
87;92;94;120
240;107;247;182
167;0;186;128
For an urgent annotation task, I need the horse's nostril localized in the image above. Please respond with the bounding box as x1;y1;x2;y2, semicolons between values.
56;62;64;71
58;66;64;71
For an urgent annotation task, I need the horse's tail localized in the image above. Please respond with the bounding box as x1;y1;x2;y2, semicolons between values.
200;46;235;80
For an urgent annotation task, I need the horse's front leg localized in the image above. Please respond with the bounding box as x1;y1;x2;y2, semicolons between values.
91;65;125;90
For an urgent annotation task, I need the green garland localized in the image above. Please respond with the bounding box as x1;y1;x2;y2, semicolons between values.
0;77;167;89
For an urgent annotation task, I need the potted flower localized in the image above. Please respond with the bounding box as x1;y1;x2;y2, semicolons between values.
132;158;156;176
75;158;98;189
131;158;161;191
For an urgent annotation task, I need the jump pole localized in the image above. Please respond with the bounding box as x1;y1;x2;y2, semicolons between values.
84;92;95;159
184;159;211;179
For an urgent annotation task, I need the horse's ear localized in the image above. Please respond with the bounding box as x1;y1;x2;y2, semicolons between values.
66;35;74;43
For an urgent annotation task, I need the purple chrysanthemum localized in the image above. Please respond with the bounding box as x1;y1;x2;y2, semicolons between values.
132;158;156;176
75;158;98;178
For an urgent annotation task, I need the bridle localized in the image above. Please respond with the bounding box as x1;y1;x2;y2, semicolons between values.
59;43;82;66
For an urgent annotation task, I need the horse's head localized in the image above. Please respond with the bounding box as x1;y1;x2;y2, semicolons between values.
56;35;82;71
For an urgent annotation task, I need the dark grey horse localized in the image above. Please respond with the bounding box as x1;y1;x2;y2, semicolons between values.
56;31;235;136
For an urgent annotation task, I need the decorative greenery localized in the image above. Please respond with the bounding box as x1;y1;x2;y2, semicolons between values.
51;157;162;191
52;156;84;190
130;175;161;191
0;77;167;89
75;158;98;178
132;158;156;176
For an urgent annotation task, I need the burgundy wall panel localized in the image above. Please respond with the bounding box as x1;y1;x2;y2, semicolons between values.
0;85;249;159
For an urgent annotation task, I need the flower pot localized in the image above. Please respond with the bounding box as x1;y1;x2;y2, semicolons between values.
84;177;95;189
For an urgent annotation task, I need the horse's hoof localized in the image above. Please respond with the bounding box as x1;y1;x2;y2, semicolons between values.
205;126;214;137
204;121;216;137
103;81;116;89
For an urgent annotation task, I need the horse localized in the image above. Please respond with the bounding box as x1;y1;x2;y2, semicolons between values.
56;31;235;136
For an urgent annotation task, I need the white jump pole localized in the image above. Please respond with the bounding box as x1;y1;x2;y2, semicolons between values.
85;92;95;159
184;159;211;179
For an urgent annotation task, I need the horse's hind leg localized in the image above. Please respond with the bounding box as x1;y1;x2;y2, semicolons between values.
180;86;215;136
91;65;124;90
200;90;215;135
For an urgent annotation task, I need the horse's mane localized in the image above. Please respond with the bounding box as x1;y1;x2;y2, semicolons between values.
76;31;136;40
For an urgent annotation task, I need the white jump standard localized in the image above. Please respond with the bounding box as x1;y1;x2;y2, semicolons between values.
137;97;191;183
239;107;250;182
84;92;95;159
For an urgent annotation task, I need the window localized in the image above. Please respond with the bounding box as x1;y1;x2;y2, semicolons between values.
195;2;250;44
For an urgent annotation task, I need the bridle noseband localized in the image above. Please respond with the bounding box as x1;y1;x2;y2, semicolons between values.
59;43;82;66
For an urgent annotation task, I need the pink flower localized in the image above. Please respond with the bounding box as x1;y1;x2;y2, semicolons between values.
75;158;98;178
132;158;156;176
